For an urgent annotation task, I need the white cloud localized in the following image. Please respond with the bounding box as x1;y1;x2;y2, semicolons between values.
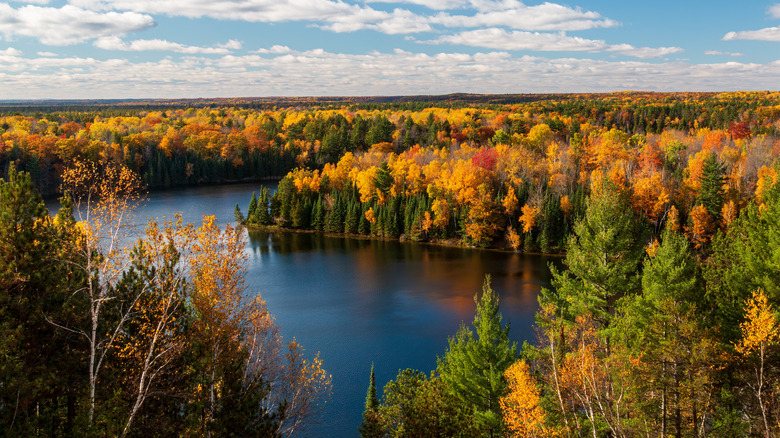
218;40;242;50
426;28;603;51
723;27;780;42
253;45;293;54
71;0;438;35
321;8;432;33
608;45;682;59
704;50;744;57
365;0;467;10
2;49;777;99
70;0;369;22
37;51;58;56
0;4;154;45
429;1;618;31
94;36;240;54
68;0;616;35
0;46;21;55
769;3;780;19
423;28;681;58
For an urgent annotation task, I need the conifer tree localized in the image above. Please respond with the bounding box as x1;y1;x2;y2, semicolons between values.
0;166;86;434
358;204;371;235
374;162;393;197
641;224;698;306
312;196;325;231
258;187;273;225
291;197;306;228
346;202;360;234
359;364;383;438
326;194;346;233
541;179;644;330
697;152;726;222
234;203;244;224
438;276;517;437
247;191;258;222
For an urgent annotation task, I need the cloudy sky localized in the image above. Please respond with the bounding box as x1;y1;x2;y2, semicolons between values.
2;0;780;99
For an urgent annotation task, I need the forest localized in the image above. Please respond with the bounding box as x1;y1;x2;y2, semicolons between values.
2;91;780;436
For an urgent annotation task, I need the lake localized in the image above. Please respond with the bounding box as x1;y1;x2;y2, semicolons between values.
46;182;558;437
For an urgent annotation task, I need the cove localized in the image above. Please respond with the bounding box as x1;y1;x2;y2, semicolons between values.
45;182;557;436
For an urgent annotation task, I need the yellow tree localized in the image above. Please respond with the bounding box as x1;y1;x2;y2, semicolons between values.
500;360;546;437
519;204;538;234
735;289;779;438
187;215;253;431
464;183;502;246
686;204;714;249
187;215;331;437
59;160;143;427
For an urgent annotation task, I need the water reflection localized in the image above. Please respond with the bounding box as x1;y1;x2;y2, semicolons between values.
244;229;560;436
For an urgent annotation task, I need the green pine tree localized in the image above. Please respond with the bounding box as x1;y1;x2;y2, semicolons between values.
312;196;325;231
247;191;258;223
234;203;245;224
358;204;371;235
258;187;273;225
614;223;699;348
359;364;383;438
0;166;88;435
541;179;644;330
347;202;360;234
697;152;726;222
374;162;393;198
437;275;517;437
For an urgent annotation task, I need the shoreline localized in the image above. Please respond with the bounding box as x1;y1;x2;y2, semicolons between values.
241;222;565;258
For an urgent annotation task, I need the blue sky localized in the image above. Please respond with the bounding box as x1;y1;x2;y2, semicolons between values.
1;0;780;98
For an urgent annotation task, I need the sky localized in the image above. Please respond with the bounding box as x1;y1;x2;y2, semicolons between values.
1;0;780;99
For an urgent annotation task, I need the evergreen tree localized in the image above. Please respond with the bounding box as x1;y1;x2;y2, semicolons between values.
346;202;360;234
291;198;304;228
358;204;371;235
270;192;281;222
438;276;517;437
540;179;644;330
277;177;295;226
370;205;382;236
697;152;726;221
642;225;699;306
379;369;477;437
613;224;717;438
374;162;393;198
351;115;369;151
234;203;245;224
311;197;325;231
378;205;390;237
359;364;383;438
258;187;273;225
388;196;402;238
614;223;699;348
404;196;418;237
537;193;564;252
326;195;346;233
0;167;87;435
366;115;395;146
